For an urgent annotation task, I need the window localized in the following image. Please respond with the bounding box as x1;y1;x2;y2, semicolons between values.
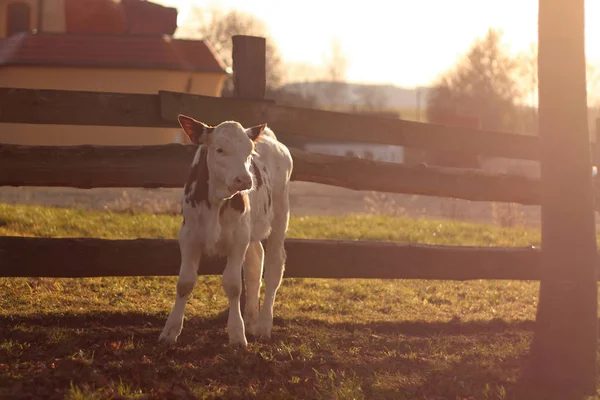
7;2;31;36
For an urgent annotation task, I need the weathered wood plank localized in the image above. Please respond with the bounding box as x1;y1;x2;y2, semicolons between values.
0;88;174;128
0;87;542;160
0;143;543;205
291;148;541;205
0;236;543;280
0;143;195;188
159;90;541;160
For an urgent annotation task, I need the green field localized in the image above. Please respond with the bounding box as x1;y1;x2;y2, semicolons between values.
0;203;598;399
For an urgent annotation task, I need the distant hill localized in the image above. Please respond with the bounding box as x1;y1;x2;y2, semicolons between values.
280;81;431;110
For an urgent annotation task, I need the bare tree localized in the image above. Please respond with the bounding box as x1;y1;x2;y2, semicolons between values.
324;37;348;82
516;43;539;134
285;62;325;84
354;85;389;113
188;8;284;94
427;28;522;132
517;42;599;134
518;42;600;107
275;62;324;108
321;37;349;109
184;7;322;110
426;29;522;168
518;42;538;107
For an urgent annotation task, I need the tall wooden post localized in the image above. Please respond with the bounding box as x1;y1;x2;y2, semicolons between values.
232;35;267;100
231;35;267;312
596;118;600;166
531;0;597;396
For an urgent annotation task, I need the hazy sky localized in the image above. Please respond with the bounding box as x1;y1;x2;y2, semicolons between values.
156;0;599;89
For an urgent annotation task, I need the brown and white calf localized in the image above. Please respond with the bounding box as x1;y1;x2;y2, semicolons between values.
159;115;293;347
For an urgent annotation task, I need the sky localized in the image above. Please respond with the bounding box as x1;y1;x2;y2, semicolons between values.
155;0;600;89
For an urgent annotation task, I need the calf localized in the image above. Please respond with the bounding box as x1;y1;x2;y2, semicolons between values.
159;115;293;347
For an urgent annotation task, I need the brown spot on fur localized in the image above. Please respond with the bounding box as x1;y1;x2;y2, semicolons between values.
251;159;263;188
231;192;248;212
184;146;210;208
220;192;248;215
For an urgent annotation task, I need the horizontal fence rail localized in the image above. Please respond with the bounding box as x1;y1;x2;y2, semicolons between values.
2;88;599;281
0;87;545;160
0;236;545;281
0;144;545;205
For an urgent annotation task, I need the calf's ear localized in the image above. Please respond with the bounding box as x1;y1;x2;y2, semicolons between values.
178;114;214;145
247;123;267;142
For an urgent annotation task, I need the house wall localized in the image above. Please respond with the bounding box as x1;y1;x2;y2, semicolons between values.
0;66;226;145
0;66;224;94
41;0;66;33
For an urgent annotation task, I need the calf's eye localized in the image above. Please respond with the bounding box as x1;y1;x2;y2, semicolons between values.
216;148;224;154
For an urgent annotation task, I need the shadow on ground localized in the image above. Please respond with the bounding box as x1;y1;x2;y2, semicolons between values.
0;312;586;400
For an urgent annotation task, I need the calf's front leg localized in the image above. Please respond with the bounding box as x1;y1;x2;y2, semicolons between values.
159;228;201;344
222;240;250;347
243;241;264;336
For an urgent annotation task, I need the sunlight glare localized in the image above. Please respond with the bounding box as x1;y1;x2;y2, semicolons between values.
157;0;598;91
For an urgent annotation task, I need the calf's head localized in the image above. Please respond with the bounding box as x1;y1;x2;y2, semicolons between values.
178;114;266;199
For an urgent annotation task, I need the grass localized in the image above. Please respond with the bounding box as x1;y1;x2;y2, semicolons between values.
0;203;597;399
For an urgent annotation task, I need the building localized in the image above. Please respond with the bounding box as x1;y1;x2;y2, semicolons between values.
0;0;228;145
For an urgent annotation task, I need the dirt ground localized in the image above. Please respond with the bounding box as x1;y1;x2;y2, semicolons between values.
0;182;542;227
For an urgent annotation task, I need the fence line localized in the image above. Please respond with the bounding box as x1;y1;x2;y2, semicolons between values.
0;87;542;160
0;144;545;205
0;87;597;280
0;236;545;281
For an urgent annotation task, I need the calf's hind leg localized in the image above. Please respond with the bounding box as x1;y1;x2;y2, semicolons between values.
256;188;289;339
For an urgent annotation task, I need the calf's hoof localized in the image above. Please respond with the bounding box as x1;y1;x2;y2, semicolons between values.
245;317;259;337
158;327;180;345
229;337;248;349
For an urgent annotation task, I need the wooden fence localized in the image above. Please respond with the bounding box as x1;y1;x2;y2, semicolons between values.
0;37;599;281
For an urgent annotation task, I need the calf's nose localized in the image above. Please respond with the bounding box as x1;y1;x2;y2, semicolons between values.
233;175;253;191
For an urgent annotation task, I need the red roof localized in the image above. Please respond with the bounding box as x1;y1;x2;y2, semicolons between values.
0;33;227;73
64;0;127;35
63;0;177;35
121;0;178;35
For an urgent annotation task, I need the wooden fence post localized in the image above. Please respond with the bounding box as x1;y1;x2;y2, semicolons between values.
231;35;268;313
596;118;600;167
232;35;267;100
530;0;598;396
